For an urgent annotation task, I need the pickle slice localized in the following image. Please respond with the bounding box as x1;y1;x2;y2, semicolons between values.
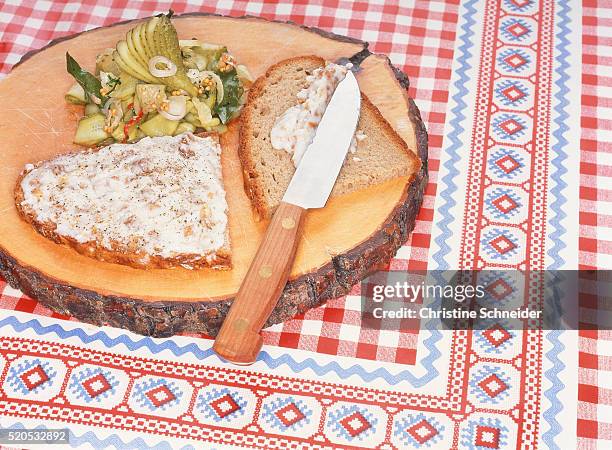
139;113;179;137
116;40;156;83
74;113;109;146
150;16;198;96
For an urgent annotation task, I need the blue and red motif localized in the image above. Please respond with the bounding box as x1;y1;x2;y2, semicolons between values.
481;230;520;260
5;357;58;396
492;113;529;142
197;386;246;421
131;377;183;411
326;404;378;442
261;396;312;432
500;18;533;42
68;367;119;403
479;272;518;304
393;413;445;448
494;79;531;108
485;188;522;219
460;417;511;450
475;322;516;354
497;48;533;73
469;366;512;405
487;148;527;181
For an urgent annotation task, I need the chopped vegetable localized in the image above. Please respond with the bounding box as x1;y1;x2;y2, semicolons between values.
136;84;167;114
95;49;120;75
159;95;188;121
203;118;221;130
140;113;180;137
66;52;107;105
110;71;138;100
65;12;251;146
65;82;87;105
73;113;109;146
122;105;144;142
174;121;196;135
112;121;138;142
183;112;200;127
191;97;213;126
148;55;177;77
84;103;100;115
213;68;244;124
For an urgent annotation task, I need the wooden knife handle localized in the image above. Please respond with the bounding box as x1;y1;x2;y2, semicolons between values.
213;201;306;364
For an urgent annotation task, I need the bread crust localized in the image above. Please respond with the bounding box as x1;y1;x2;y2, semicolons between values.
14;135;231;270
239;56;325;219
238;55;421;219
0;41;427;337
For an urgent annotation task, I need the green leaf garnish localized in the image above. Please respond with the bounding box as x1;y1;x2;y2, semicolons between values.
213;68;243;124
66;52;106;104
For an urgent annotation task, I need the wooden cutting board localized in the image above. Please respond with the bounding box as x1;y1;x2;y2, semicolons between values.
0;14;428;337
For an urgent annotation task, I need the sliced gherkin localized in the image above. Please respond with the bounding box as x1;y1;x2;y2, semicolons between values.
110;71;138;100
126;28;147;69
140;113;179;137
112;50;143;83
132;23;150;63
149;16;198;96
144;17;160;60
74;113;109;146
174;121;196;135
116;41;156;83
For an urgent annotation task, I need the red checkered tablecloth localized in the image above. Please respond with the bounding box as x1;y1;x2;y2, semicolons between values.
0;1;610;449
0;0;458;366
578;2;612;448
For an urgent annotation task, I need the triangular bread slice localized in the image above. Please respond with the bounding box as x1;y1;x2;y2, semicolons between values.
15;133;231;270
239;55;421;219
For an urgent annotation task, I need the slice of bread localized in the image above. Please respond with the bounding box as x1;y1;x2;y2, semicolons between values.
239;55;421;219
15;133;231;270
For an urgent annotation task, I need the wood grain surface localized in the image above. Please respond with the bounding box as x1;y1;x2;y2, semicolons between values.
0;14;428;336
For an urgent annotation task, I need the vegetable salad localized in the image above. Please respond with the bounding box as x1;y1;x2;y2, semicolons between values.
65;11;253;146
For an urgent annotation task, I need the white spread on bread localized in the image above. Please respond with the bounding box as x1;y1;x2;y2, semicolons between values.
270;62;365;166
19;133;228;263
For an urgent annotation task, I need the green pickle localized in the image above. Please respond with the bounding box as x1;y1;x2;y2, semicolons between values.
139;113;179;137
67;13;245;146
84;103;100;116
73;113;109;146
174;121;196;135
111;122;139;142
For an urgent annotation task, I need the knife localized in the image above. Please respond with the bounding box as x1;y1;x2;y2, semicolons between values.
213;70;361;365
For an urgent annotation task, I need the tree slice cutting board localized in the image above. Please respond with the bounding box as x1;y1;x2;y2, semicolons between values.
0;14;428;337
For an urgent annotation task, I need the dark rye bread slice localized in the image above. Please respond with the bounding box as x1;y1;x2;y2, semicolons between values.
239;55;421;219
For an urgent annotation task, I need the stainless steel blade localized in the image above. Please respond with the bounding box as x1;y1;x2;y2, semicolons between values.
282;70;361;209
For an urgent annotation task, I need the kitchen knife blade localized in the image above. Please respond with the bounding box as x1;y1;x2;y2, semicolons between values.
213;69;361;365
283;70;361;209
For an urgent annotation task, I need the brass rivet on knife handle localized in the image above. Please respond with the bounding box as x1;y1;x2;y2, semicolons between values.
259;266;273;278
281;217;296;229
213;201;307;365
